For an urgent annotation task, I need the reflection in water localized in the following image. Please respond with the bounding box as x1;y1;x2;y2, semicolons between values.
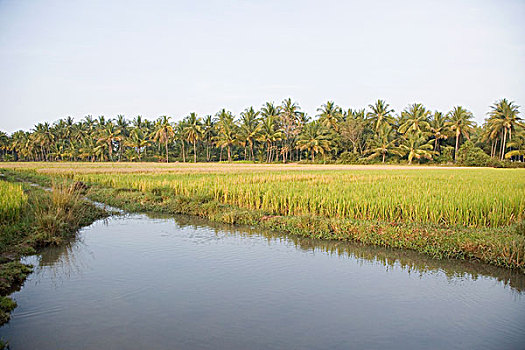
34;212;524;293
170;213;525;293
3;212;524;350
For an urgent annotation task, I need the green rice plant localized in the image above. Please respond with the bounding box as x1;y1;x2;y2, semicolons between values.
0;181;27;222
65;167;525;228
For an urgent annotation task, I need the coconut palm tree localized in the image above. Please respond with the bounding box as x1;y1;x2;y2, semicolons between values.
367;99;394;131
445;106;475;161
126;128;150;161
258;115;282;162
33;122;55;161
317;101;342;131
279;99;302;161
398;133;435;164
239;107;262;161
0;131;9;160
398;103;431;135
97;121;121;161
174;120;187;162
184;112;203;163
296;121;331;162
366;125;401;163
202;115;215;162
429;111;448;152
153;116;174;163
504;128;525;161
215;109;237;162
488;99;522;160
115;115;129;161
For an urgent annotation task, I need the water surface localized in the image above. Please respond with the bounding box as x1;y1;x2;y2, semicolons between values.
1;213;524;349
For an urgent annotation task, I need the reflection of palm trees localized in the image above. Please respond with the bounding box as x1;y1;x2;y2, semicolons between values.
168;214;525;293
30;235;94;287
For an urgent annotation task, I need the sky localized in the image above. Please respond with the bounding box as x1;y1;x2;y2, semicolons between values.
0;0;524;133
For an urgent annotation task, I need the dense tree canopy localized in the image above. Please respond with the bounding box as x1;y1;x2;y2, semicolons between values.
1;99;523;165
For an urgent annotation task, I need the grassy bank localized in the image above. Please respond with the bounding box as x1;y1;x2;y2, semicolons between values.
3;164;523;272
0;171;107;327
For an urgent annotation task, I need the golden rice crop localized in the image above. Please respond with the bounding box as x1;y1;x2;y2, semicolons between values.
0;181;27;222
68;168;525;227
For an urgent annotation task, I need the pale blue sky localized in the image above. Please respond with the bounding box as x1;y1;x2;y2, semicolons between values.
1;0;524;133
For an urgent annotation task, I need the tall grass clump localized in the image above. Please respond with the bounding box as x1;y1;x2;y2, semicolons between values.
0;181;27;222
32;182;88;246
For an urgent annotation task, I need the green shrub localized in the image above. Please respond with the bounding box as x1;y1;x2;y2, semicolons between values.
435;146;454;164
337;151;359;164
457;141;500;167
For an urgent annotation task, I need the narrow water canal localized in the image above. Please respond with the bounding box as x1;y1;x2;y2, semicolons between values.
1;213;524;349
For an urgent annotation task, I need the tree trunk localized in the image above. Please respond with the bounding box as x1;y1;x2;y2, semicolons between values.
108;141;113;162
454;132;460;162
165;140;169;163
501;127;508;160
227;145;231;162
193;141;197;163
382;152;385;163
182;141;186;162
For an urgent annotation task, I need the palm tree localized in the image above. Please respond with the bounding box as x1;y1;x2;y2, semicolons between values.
97;121;121;161
398;103;431;135
33;122;55;161
115;115;129;161
11;131;31;161
215;109;237;162
279;99;302;161
184;112;203;163
153;116;174;163
398;133;435;164
504;128;525;161
317;101;342;131
260;102;281;162
126;128;150;161
366;125;401;163
239;107;262;161
0;131;9;160
202;115;215;162
296;121;331;162
367;99;394;131
174;120;187;162
488;99;522;160
258;115;282;162
429;111;448;152
132;115;145;129
445;106;475;161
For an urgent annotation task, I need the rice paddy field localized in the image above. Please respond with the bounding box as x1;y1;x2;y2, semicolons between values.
2;162;523;228
1;162;524;269
0;180;27;222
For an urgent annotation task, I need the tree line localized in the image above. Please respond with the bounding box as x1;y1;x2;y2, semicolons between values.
0;98;523;165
